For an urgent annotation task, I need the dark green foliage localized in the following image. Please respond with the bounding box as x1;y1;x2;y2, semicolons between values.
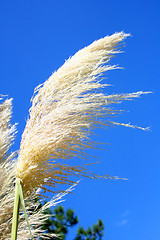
39;203;104;240
40;205;78;239
74;219;104;240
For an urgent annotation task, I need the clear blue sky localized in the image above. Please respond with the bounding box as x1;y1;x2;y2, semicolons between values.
0;1;159;239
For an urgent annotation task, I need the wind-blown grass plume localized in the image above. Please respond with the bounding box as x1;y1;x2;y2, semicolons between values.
0;160;15;240
0;97;75;239
0;97;16;196
0;97;17;239
16;32;149;197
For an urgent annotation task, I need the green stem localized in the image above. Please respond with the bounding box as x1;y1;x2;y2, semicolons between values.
11;179;20;240
17;180;33;239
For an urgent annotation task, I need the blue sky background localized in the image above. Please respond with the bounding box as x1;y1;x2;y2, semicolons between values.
0;1;159;239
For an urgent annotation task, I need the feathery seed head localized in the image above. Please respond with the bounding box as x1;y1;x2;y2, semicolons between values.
16;32;148;196
0;96;17;239
0;33;150;239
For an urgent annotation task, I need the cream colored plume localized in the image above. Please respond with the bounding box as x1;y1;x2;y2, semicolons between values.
0;97;17;239
0;97;76;239
16;32;149;197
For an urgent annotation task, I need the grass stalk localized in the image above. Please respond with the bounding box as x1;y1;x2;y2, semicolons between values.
11;179;20;240
11;178;33;240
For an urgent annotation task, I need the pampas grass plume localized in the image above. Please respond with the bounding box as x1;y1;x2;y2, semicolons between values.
16;32;149;197
0;32;150;240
